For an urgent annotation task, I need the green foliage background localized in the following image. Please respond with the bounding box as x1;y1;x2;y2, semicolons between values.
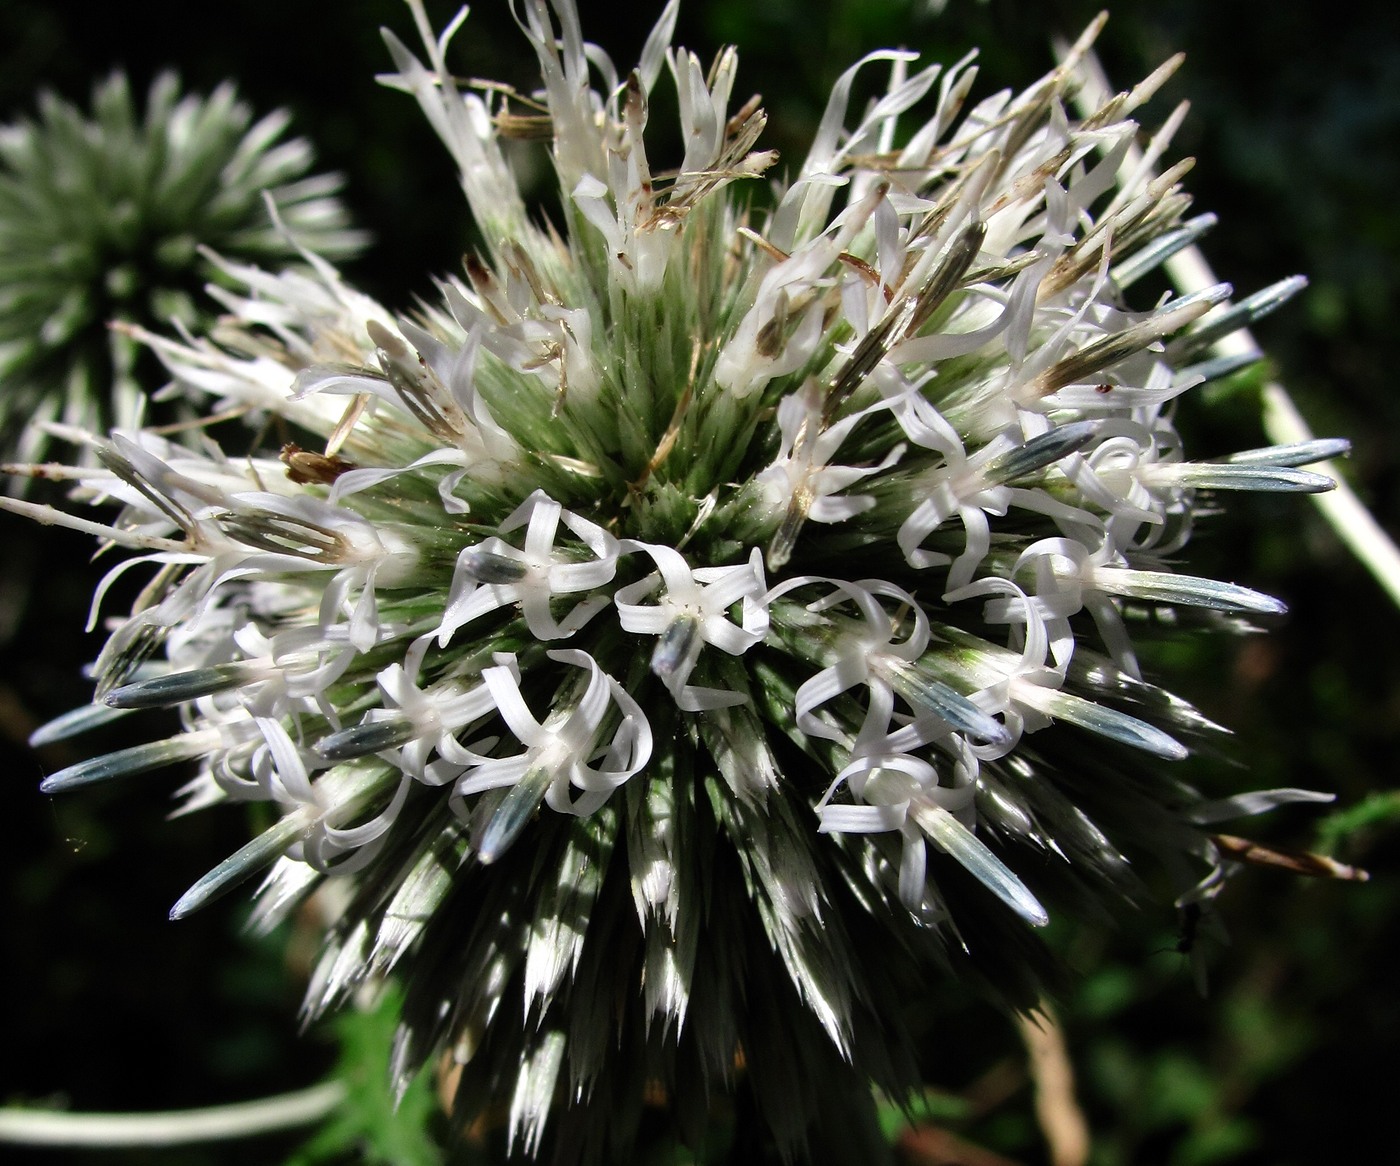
1;1;1396;1163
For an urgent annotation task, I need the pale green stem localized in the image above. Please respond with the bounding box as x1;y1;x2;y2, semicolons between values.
1057;41;1400;611
0;1081;344;1147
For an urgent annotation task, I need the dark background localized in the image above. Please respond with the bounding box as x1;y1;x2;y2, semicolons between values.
1;2;1396;1163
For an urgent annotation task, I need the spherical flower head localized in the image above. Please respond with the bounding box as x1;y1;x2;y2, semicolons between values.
0;70;366;463
12;3;1347;1161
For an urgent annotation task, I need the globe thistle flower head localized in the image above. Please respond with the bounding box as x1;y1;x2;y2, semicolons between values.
0;70;366;461
13;2;1347;1160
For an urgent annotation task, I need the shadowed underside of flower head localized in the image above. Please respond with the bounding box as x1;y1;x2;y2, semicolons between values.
10;1;1345;1160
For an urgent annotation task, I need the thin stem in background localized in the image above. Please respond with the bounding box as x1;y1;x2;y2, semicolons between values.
0;1082;344;1148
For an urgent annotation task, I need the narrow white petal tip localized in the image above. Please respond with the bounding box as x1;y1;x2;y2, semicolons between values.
476;768;552;865
28;702;131;747
1226;437;1351;469
171;817;307;919
1096;569;1288;616
1186;787;1336;825
912;803;1050;927
40;735;213;793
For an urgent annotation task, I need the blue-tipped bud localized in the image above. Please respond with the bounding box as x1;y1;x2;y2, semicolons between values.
889;663;1013;746
477;766;553;864
1094;568;1287;616
1034;688;1189;761
462;548;530;585
911;801;1049;926
982;421;1100;485
1151;463;1335;493
1225;439;1351;468
1112;213;1218;288
40;732;218;793
170;814;310;920
1178;350;1261;385
104;661;261;709
1168;276;1309;362
651;614;701;681
29;701;133;747
315;717;418;761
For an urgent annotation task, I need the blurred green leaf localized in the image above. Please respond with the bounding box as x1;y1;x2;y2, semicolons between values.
286;985;443;1166
1315;790;1400;855
875;1086;973;1142
1174;1116;1258;1166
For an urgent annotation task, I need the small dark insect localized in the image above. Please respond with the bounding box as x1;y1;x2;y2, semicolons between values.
1166;901;1220;996
1175;901;1202;955
281;443;356;485
1095;382;1113;394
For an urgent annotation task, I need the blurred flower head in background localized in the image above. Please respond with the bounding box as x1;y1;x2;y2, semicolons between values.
0;70;366;462
7;1;1346;1160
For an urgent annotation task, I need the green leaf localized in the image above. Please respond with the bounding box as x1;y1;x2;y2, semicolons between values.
287;984;443;1166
